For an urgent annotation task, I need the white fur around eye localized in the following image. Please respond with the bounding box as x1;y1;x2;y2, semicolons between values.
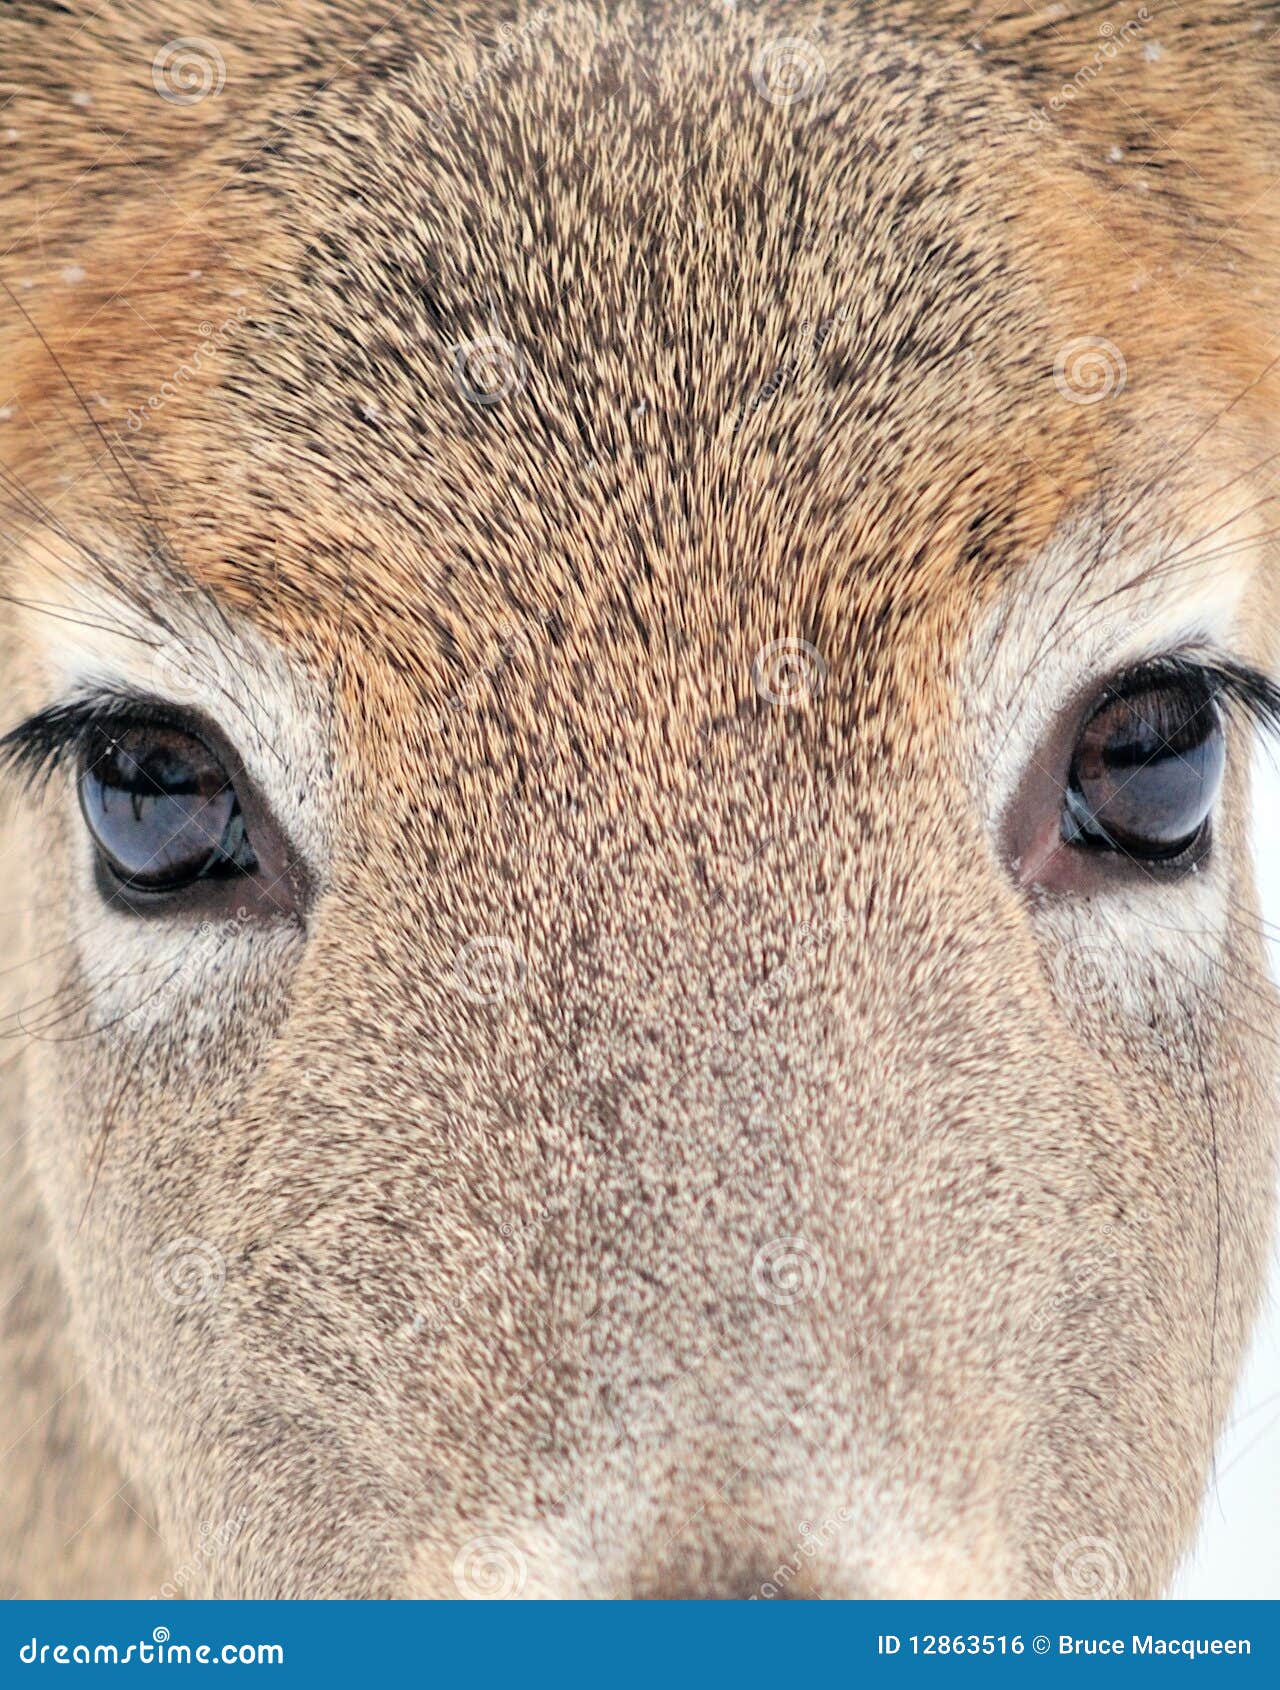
962;505;1255;1000
7;577;331;1032
10;579;333;878
966;507;1255;835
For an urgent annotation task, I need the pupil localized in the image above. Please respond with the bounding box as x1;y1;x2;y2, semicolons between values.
1104;689;1209;772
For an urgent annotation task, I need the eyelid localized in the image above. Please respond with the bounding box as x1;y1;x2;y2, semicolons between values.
0;691;241;791
1104;651;1280;741
0;696;111;787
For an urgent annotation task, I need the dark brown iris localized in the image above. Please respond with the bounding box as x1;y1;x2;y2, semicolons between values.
1064;677;1225;860
78;723;256;891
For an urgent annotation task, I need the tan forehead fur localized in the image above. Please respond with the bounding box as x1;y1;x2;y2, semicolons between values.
3;1;1278;696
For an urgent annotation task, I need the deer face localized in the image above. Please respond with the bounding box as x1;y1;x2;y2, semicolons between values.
1;2;1278;1598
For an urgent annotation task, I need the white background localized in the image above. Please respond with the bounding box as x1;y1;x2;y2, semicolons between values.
1171;752;1280;1599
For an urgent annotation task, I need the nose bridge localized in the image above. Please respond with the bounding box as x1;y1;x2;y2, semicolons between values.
550;770;1038;1154
312;743;1054;1596
510;813;1041;1375
505;777;1064;1483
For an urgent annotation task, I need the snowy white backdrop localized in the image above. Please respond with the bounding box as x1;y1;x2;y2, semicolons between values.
1171;750;1280;1599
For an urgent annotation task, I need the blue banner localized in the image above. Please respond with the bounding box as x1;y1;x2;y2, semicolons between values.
2;1601;1277;1686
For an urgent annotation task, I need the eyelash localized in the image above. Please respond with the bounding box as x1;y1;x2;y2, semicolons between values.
1127;655;1280;740
0;693;214;788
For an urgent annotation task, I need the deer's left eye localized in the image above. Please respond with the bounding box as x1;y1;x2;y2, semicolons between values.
79;722;258;892
1063;672;1224;863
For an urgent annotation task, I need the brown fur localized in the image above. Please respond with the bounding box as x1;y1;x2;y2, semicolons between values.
1;0;1279;1597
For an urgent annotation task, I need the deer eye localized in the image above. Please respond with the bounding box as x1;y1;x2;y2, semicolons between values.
1063;670;1225;862
79;721;257;892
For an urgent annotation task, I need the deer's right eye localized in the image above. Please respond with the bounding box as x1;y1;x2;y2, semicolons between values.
1009;653;1280;895
79;722;258;893
1062;669;1224;865
1;693;305;922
